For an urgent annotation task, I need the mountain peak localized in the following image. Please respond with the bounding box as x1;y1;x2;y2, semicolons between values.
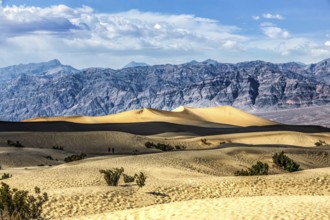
202;59;219;65
46;59;62;66
123;61;149;68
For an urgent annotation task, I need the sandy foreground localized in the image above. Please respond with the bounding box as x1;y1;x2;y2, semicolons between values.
75;196;330;220
1;146;329;219
1;106;330;219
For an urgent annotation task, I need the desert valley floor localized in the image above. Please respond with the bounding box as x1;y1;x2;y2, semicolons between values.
0;106;330;219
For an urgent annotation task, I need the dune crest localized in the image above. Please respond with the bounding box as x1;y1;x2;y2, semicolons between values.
24;106;278;127
172;105;277;126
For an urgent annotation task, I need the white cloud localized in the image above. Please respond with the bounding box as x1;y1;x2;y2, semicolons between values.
325;41;330;46
260;22;275;27
0;4;329;68
252;16;260;20
222;40;236;48
262;13;285;20
262;26;290;39
0;5;248;68
310;48;330;57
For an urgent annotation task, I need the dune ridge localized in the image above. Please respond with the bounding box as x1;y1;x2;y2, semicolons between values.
24;105;277;127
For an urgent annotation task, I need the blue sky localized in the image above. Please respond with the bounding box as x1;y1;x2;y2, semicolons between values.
1;0;330;68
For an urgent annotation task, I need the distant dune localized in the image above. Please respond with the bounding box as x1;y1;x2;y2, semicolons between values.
1;106;329;154
24;106;277;127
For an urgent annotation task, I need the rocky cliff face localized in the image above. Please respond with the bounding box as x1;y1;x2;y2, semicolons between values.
0;59;329;121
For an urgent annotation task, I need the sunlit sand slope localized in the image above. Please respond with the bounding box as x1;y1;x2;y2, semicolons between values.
1;147;330;219
24;106;277;127
75;196;330;220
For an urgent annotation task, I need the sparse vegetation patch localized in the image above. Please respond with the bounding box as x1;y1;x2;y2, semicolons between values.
272;151;300;172
100;168;147;188
234;161;269;176
64;153;87;163
52;145;64;150
201;138;211;145
100;167;124;186
123;174;135;183
135;172;147;188
7;140;24;148
44;155;54;160
315;140;327;146
0;183;48;220
145;142;186;151
0;173;11;180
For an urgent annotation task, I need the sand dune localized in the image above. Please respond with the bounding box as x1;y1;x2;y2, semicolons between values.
24;106;277;127
75;196;330;220
172;105;277;126
184;131;330;147
1;106;329;219
1;147;330;219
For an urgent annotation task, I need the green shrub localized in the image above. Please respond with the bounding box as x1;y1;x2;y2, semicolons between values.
100;167;124;186
272;151;300;172
135;172;147;188
145;142;185;151
234;161;269;176
52;146;64;150
315;140;327;146
156;143;173;151
0;173;11;180
7;140;24;148
64;153;87;163
145;142;154;148
175;145;186;150
123;174;135;183
0;183;48;220
201;138;211;145
44;155;54;160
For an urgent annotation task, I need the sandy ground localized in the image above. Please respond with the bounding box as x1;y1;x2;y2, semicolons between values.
1;146;330;219
76;196;330;220
0;106;329;219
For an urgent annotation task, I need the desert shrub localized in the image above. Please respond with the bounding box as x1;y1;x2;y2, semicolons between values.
132;149;139;155
272;152;300;172
145;142;154;148
234;161;269;176
123;174;135;183
52;146;64;150
100;167;124;186
7;140;24;148
135;172;147;188
156;143;174;151
175;145;186;150
0;183;48;220
64;153;87;163
44;155;54;160
315;140;327;146
201;138;211;145
145;142;185;151
0;173;11;180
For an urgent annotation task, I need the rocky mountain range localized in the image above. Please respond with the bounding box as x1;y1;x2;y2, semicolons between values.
0;58;329;121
